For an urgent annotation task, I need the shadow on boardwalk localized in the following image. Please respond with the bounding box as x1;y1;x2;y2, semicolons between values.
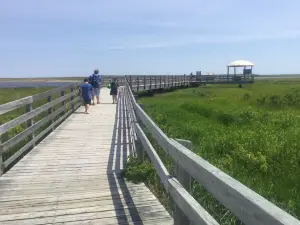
106;89;142;225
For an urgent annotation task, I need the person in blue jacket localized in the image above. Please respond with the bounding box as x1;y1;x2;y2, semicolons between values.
79;78;93;114
88;69;102;105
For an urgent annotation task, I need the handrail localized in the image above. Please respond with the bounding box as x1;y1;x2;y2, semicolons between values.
0;91;78;135
123;74;253;92
124;76;300;225
0;83;79;115
0;83;81;174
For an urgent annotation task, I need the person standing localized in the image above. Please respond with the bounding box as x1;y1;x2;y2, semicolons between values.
88;69;102;105
79;78;93;114
109;77;119;104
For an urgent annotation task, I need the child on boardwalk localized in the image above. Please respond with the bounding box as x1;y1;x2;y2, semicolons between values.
109;77;119;104
79;78;93;114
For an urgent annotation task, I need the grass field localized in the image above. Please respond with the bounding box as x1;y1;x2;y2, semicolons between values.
124;79;300;224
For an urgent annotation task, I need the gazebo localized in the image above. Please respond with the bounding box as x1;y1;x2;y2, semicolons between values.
227;60;254;76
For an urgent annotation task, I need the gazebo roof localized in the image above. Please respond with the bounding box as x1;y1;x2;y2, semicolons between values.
227;60;254;67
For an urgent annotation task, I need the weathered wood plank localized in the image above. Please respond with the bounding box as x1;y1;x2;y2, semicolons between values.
49;217;173;225
0;195;160;213
0;209;170;225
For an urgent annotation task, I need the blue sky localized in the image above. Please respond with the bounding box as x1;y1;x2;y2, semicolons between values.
1;0;300;77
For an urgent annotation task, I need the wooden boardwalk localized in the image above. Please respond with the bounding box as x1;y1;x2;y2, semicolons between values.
0;88;173;225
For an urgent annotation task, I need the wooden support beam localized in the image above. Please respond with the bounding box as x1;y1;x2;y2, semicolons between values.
26;103;35;148
0;140;3;176
70;88;75;112
174;139;193;225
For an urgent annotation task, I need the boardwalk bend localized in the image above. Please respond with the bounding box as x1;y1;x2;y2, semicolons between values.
0;75;300;225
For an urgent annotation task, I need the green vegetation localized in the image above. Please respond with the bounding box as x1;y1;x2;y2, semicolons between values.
0;87;52;105
124;79;300;224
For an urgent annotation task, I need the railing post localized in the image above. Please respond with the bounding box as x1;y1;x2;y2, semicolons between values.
70;87;74;112
135;137;144;162
167;76;169;87
172;75;174;88
26;103;35;147
174;139;193;225
134;117;144;161
0;140;3;175
160;76;162;88
76;84;81;108
129;75;132;88
61;90;65;115
47;95;55;131
137;76;139;92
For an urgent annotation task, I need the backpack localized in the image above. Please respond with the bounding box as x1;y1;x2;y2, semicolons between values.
90;74;99;87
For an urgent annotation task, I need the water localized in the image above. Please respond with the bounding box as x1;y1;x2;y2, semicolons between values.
0;82;78;88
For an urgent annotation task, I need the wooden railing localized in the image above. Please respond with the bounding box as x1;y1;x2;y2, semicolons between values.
124;78;300;225
0;83;81;175
127;75;193;92
123;74;253;91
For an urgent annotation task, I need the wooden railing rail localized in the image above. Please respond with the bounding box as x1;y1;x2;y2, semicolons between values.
0;83;81;175
124;77;300;225
127;75;192;92
103;74;254;91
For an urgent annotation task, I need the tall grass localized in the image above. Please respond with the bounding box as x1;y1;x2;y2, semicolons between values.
124;80;300;224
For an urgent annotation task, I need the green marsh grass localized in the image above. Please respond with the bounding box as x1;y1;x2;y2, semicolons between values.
124;79;300;224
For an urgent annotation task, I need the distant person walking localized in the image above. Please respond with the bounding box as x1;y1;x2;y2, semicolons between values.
88;69;102;105
109;77;119;104
79;78;93;114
